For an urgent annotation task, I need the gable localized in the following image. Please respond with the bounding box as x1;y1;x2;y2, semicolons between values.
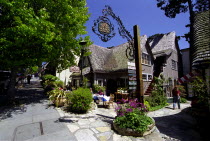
149;32;177;54
87;35;153;72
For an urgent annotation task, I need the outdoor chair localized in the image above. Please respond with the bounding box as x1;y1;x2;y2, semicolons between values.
105;93;115;108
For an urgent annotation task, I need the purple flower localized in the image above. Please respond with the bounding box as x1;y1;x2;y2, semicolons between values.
116;101;121;105
126;108;133;113
129;101;138;108
115;105;122;112
114;98;149;117
118;112;125;117
121;98;128;104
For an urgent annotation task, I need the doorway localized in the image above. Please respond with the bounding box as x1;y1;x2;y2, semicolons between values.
106;79;117;96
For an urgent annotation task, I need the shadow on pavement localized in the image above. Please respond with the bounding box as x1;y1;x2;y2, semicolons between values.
15;87;47;104
0;84;47;120
164;106;174;110
96;114;114;126
153;107;206;141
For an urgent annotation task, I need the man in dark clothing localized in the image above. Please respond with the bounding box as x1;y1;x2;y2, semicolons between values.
27;75;31;84
172;86;181;110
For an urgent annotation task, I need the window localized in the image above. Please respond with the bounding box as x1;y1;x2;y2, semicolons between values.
142;74;147;80
142;53;151;65
97;79;103;86
142;73;153;81
172;60;177;70
148;75;153;81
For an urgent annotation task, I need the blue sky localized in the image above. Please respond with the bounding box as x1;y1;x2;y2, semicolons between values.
85;0;190;49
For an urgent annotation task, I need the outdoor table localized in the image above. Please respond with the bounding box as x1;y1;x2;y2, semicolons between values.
93;94;110;105
115;92;129;101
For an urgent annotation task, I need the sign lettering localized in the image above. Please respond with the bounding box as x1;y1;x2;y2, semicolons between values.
69;66;80;73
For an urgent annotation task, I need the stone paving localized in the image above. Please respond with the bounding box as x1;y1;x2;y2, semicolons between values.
56;100;202;141
0;78;202;141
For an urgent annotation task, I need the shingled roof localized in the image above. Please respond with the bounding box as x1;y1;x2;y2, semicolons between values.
148;32;177;57
88;35;150;73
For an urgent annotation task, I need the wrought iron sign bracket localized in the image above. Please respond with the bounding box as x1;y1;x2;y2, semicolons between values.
92;5;135;60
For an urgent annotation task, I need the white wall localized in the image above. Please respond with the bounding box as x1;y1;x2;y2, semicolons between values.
56;56;79;85
56;69;72;85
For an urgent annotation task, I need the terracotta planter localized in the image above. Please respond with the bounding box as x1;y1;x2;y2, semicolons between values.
113;117;156;137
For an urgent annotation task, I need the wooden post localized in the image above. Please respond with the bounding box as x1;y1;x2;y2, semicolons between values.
133;25;144;104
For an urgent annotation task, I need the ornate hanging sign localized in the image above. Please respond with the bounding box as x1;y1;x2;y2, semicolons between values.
92;5;135;60
92;16;115;42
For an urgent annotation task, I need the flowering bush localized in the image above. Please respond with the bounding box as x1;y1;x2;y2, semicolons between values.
115;99;148;117
114;99;153;133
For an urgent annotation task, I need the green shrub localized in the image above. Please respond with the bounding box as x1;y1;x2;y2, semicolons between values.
54;80;64;88
145;90;168;107
67;88;93;113
45;81;57;88
144;76;167;108
180;97;187;103
190;76;209;108
41;74;64;93
114;112;153;133
42;74;59;82
144;100;151;111
93;84;106;93
149;104;168;111
41;74;59;88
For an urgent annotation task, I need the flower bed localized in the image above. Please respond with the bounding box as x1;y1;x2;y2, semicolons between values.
113;99;156;137
113;117;155;137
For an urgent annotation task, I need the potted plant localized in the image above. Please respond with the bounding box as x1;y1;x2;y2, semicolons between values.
113;98;155;137
47;88;66;107
93;84;106;94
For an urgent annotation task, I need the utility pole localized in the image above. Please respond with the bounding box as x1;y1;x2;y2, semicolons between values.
134;25;144;104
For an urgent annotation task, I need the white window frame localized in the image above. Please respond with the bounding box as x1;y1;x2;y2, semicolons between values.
142;73;153;81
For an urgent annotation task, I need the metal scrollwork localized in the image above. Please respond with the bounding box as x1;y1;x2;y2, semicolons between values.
126;41;135;61
92;16;115;42
92;5;135;60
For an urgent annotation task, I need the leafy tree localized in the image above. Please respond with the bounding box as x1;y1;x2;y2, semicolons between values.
0;0;90;100
25;66;39;75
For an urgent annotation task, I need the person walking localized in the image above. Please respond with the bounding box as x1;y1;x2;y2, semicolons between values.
27;74;31;84
172;86;181;110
